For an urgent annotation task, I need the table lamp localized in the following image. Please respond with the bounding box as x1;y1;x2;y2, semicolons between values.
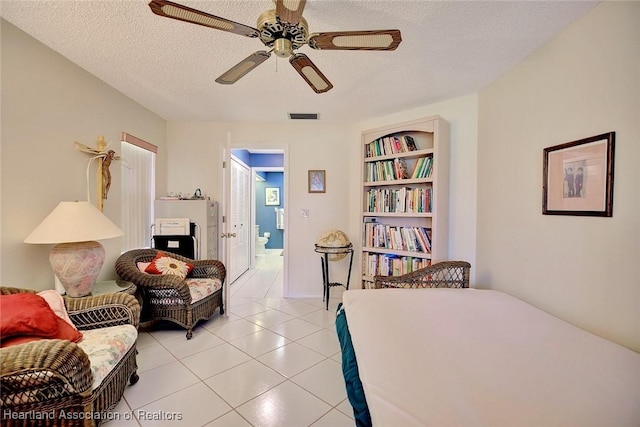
24;201;123;297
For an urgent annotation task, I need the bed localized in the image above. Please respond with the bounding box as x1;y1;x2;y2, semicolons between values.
337;288;640;426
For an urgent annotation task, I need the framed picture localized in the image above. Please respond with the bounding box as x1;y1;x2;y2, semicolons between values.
308;170;326;193
265;187;280;206
542;132;615;217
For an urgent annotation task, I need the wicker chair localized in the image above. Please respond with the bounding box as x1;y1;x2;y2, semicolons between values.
115;249;225;339
374;261;471;289
0;286;140;427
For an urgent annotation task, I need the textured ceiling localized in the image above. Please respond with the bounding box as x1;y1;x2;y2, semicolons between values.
0;0;598;123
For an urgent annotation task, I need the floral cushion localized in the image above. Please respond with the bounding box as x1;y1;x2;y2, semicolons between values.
186;278;222;303
77;324;137;390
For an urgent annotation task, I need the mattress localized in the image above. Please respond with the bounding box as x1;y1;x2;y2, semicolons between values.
341;288;640;426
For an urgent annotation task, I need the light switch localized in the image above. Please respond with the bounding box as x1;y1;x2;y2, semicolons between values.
300;209;310;218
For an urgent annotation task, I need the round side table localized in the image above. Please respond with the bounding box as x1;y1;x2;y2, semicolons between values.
91;279;137;296
63;279;136;297
314;243;354;310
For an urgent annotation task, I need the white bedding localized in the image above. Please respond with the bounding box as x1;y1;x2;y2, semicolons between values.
342;288;640;426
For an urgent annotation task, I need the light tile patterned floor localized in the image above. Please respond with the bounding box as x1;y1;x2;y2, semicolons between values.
108;250;353;426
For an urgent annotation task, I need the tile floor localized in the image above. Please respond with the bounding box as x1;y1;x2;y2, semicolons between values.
108;250;353;426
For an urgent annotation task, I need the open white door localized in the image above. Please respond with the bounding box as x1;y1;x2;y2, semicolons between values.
228;156;251;283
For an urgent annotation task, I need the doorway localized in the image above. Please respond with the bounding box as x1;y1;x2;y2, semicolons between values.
224;146;288;299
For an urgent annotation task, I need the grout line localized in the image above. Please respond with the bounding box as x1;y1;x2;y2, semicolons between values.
121;254;352;426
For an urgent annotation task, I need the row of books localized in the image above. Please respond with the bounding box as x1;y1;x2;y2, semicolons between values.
362;252;432;277
364;134;417;158
364;155;432;182
363;223;432;253
364;187;432;214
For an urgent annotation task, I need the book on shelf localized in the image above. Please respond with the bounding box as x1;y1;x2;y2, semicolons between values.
365;134;418;158
394;158;409;179
402;135;417;151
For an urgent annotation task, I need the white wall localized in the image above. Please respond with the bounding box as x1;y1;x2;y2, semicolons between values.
0;20;167;289
477;2;640;351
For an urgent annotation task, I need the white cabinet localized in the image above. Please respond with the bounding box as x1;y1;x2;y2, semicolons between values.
154;200;219;260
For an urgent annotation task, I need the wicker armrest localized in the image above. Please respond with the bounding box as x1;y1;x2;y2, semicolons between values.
190;259;226;280
374;261;471;289
0;286;36;296
0;339;93;404
66;292;141;330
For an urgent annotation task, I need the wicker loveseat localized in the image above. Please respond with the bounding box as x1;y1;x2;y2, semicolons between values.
0;287;140;427
115;249;225;339
374;261;471;289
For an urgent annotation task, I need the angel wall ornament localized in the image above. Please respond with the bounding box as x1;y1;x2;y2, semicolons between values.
75;136;124;211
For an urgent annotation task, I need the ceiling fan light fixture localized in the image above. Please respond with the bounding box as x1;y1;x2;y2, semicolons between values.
274;38;293;58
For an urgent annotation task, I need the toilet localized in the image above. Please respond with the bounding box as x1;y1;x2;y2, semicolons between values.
255;225;270;255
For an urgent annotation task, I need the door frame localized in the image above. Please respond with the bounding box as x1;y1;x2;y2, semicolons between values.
222;141;290;298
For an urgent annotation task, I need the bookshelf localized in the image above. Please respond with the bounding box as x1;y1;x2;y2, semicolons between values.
360;116;450;288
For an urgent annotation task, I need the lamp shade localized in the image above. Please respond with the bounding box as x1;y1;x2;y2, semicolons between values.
24;201;123;244
24;201;123;297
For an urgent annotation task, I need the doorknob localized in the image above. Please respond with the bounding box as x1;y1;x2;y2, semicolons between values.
229;233;237;238
220;233;237;238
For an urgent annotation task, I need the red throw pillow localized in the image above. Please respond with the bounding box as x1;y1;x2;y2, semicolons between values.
1;317;83;348
145;252;194;279
0;293;59;339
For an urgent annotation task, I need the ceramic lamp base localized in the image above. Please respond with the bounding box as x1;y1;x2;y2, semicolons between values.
49;241;105;297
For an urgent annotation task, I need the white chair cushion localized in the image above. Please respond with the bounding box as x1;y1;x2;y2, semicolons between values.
77;324;137;390
186;278;222;303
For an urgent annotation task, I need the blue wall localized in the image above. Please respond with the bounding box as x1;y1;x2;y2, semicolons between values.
231;150;285;250
250;153;284;167
256;172;284;249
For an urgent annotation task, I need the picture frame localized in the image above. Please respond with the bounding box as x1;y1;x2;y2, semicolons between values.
265;187;280;206
308;170;326;193
542;132;615;217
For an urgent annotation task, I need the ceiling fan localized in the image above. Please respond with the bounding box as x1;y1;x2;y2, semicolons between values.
149;0;402;93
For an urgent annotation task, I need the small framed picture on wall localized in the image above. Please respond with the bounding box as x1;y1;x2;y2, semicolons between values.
265;187;280;206
308;170;326;193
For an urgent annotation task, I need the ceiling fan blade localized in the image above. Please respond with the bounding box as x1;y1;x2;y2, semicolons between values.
308;30;402;51
149;0;259;38
289;53;333;94
276;0;307;25
215;51;271;85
